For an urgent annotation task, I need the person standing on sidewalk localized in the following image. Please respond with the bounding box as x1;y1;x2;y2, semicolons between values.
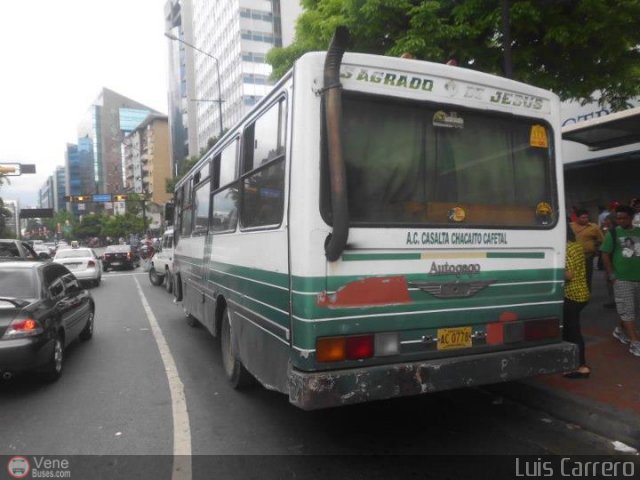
571;208;604;292
563;223;591;378
601;205;640;357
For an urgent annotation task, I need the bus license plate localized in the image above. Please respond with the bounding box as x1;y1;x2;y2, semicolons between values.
437;327;472;351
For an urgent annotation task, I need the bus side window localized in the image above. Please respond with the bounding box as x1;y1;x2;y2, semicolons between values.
211;186;239;233
240;98;286;229
193;181;211;236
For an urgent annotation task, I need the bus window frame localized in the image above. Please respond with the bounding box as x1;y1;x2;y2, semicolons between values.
209;136;241;235
319;92;559;231
239;95;288;232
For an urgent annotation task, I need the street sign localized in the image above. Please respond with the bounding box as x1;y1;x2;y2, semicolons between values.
19;208;54;219
92;194;113;203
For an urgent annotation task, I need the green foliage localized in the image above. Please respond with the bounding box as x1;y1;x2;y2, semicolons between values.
74;213;104;240
102;213;144;240
0;197;13;237
268;0;640;108
166;155;200;194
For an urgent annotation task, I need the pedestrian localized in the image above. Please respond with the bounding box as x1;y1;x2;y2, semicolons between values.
601;213;616;308
630;198;640;228
563;222;591;378
571;208;603;292
601;205;640;357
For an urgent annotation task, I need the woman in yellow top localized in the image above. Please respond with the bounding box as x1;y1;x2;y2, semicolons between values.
564;223;591;378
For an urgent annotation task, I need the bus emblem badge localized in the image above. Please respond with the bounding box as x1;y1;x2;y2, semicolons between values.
448;207;466;222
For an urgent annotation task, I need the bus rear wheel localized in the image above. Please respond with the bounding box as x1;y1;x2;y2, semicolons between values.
220;307;253;389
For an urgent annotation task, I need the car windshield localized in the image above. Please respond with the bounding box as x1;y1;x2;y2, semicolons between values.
55;249;93;259
105;246;130;253
0;268;38;298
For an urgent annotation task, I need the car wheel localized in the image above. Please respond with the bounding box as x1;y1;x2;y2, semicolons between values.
149;267;163;286
41;332;64;382
220;307;254;389
165;271;173;293
79;310;94;341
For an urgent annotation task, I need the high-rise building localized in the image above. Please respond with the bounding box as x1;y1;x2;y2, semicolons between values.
165;0;198;176
123;114;172;206
38;176;55;209
65;141;94;215
167;0;301;156
54;166;66;212
77;88;162;196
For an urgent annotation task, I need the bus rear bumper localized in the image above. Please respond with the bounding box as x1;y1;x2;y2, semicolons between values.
288;342;578;410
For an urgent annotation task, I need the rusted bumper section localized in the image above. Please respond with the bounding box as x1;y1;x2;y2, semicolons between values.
288;342;578;410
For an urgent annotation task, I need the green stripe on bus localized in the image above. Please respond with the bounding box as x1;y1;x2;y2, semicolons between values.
342;253;422;261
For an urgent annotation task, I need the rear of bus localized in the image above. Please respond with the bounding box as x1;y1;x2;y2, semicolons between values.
287;53;578;410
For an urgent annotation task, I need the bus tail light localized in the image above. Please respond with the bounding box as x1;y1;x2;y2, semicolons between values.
346;335;374;359
316;337;346;362
317;333;395;362
524;318;560;341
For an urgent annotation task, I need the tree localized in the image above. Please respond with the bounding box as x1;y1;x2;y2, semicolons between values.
0;197;13;238
165;155;200;194
267;0;640;109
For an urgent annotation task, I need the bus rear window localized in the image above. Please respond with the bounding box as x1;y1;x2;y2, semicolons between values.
322;94;557;228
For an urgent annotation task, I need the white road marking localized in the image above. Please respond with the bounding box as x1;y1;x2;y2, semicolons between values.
134;277;192;479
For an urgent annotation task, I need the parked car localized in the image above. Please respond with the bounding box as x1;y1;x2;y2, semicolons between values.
0;261;95;381
0;239;41;261
101;245;140;271
148;228;174;292
53;247;102;287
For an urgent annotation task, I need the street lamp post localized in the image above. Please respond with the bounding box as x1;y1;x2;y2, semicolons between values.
164;32;224;138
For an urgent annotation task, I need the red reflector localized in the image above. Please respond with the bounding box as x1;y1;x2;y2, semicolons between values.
499;311;519;322
346;335;374;360
88;260;96;267
486;323;504;345
525;318;560;340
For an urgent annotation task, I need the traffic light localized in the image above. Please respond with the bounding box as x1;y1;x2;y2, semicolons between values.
114;194;129;201
75;195;89;203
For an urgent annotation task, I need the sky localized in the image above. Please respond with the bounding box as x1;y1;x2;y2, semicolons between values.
0;0;169;207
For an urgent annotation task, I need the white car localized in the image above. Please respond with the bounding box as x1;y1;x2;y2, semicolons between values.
53;247;102;287
148;228;174;292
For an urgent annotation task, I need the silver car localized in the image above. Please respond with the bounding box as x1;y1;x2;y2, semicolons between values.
53;247;102;287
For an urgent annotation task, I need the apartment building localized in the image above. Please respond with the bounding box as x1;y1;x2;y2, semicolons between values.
123;114;172;206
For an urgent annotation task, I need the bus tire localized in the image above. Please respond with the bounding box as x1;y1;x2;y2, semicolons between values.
149;267;163;286
220;307;253;389
165;270;173;293
173;274;183;301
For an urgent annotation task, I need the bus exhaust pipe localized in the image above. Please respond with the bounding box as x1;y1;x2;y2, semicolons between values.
323;26;352;262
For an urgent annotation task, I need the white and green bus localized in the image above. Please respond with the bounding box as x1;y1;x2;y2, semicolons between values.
172;29;577;410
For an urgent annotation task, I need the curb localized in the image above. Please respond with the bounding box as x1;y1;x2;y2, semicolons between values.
487;380;640;450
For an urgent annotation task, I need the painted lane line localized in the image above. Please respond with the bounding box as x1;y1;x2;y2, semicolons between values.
134;277;192;480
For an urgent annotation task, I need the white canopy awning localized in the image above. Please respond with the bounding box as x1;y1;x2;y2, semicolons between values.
562;106;640;151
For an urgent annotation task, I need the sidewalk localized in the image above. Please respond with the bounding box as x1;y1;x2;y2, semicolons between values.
490;268;640;450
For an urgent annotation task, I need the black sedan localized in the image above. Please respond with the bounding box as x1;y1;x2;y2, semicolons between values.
0;261;95;382
101;244;140;271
